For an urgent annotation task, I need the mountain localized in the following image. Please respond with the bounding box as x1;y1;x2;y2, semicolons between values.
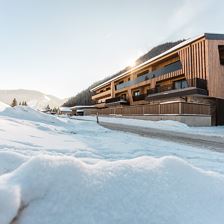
0;89;66;110
63;40;185;107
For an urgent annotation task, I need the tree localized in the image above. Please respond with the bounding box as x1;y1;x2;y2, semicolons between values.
11;98;18;107
22;101;27;106
45;105;51;111
52;107;58;113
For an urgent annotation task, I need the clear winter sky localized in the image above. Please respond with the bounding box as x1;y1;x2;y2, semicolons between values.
0;0;223;98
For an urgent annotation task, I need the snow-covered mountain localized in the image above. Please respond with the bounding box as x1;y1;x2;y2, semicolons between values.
0;89;66;110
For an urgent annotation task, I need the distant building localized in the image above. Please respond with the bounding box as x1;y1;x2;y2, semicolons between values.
58;107;72;116
71;105;97;116
90;33;224;126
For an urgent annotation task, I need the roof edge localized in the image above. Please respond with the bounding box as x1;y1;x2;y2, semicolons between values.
91;33;221;92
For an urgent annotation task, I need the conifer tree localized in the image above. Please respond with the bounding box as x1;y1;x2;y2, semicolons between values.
46;105;51;111
11;98;18;107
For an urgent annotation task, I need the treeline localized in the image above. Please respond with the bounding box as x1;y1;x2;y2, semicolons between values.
11;98;28;107
63;40;185;107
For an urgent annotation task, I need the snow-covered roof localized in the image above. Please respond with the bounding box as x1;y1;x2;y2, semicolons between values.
70;105;96;110
59;107;72;112
91;33;224;92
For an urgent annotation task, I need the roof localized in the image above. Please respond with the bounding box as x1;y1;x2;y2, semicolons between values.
91;33;224;92
70;105;96;110
59;107;72;112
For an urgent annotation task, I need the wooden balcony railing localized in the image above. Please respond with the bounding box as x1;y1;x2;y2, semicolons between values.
105;96;128;104
92;89;111;100
147;78;207;95
115;61;182;91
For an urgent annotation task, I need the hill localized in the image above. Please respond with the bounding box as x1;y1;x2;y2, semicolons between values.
63;40;185;107
0;89;66;110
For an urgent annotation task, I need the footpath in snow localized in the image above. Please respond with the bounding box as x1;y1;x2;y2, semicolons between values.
0;104;224;224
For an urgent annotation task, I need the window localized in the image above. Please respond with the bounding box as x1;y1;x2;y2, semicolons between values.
106;87;110;91
137;70;148;78
133;90;140;96
119;81;124;85
120;94;126;100
174;79;188;89
218;45;224;65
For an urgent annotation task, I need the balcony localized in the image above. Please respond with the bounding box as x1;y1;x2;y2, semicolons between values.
146;78;208;101
92;89;111;100
105;96;128;105
115;61;182;91
132;94;147;101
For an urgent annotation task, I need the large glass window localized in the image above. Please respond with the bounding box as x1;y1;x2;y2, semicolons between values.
218;45;224;65
133;90;140;96
174;79;188;89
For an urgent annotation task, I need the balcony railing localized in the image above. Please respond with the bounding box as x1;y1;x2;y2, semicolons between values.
132;94;147;101
147;78;207;95
115;61;182;91
105;96;128;104
92;89;111;100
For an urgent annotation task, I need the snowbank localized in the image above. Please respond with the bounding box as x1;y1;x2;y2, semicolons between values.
0;152;28;175
0;106;62;125
0;155;224;224
0;101;9;112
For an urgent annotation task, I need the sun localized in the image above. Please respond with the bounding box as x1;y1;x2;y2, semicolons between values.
129;60;136;68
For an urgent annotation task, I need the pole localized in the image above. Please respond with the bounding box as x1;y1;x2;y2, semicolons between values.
96;112;99;123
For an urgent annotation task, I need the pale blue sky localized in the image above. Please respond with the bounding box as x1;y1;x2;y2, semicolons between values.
0;0;223;98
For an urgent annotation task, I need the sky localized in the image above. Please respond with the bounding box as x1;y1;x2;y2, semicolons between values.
0;0;223;99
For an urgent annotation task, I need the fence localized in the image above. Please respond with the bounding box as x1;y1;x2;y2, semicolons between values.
84;102;211;116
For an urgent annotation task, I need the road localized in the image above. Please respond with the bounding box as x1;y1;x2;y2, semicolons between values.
100;122;224;152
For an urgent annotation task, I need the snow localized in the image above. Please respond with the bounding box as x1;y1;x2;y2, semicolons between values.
0;101;9;112
59;107;72;112
0;89;66;110
1;155;224;224
81;115;224;138
0;151;28;175
1;106;224;223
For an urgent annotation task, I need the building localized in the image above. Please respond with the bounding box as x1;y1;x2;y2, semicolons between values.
90;33;224;126
71;105;97;116
58;107;72;116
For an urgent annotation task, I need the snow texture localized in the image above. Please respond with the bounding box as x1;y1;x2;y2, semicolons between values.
1;156;224;224
0;104;224;223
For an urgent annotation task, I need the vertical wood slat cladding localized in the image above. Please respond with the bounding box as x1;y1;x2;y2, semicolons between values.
187;40;206;80
207;39;224;98
198;42;202;79
177;39;207;81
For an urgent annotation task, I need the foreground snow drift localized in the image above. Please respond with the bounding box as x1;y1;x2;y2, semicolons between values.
1;105;224;224
0;155;224;224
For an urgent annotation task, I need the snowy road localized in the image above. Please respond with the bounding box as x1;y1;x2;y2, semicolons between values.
100;122;224;152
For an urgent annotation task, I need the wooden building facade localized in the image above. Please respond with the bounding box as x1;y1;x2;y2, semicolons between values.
90;33;224;125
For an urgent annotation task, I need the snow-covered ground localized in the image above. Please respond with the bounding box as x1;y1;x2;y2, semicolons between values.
81;115;224;137
1;105;224;224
